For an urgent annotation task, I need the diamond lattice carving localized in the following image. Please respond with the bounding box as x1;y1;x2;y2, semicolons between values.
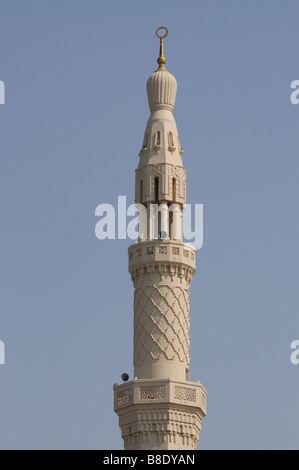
134;284;190;365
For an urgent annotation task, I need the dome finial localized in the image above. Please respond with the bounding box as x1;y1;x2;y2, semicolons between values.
156;27;168;71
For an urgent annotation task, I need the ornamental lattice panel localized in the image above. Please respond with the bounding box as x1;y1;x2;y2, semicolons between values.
139;385;166;400
174;386;196;402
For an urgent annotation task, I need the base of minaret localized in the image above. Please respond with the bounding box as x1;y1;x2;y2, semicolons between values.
114;378;206;450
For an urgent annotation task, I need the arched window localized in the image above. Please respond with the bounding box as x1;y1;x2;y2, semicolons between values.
177;135;181;149
154;176;159;203
172;178;176;202
156;131;161;146
168;131;174;148
169;210;173;240
140;180;143;203
143;133;148;149
178;135;184;155
158;211;161;237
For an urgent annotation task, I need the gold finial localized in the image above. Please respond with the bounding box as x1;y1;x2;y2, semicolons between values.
156;26;168;70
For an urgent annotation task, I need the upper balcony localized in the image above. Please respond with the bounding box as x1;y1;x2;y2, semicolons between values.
128;240;196;274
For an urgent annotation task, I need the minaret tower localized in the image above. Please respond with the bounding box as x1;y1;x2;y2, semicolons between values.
114;27;206;450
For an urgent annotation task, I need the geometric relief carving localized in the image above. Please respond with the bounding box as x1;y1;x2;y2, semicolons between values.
174;386;196;402
140;385;165;400
201;392;206;411
117;389;133;406
134;284;190;366
120;407;202;450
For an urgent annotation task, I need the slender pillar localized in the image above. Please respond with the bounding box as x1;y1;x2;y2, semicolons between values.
147;205;153;240
160;203;168;238
138;204;147;241
172;204;181;240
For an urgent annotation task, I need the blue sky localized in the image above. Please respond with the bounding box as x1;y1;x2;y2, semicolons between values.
0;0;298;449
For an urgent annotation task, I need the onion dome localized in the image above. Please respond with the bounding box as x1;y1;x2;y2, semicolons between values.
147;70;177;112
146;27;177;112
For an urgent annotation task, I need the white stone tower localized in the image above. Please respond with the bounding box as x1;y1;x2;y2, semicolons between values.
114;27;206;450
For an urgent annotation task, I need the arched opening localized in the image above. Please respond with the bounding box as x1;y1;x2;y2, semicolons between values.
154;176;159;203
169;210;173;240
143;133;148;149
156;131;161;146
172;178;176;202
168;131;174;148
158;211;161;238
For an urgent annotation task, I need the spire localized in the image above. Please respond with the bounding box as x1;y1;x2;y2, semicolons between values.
147;27;177;112
156;26;168;70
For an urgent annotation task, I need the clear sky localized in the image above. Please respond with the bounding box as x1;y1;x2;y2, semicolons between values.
0;0;298;450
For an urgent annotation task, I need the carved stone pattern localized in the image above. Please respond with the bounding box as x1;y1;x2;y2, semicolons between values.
172;247;179;255
152;164;164;175
147;246;154;255
134;285;190;365
174;386;196;402
119;407;203;450
130;264;195;289
139;385;165;400
201;392;206;411
159;246;167;254
169;165;181;179
183;249;189;258
136;249;142;257
117;389;133;406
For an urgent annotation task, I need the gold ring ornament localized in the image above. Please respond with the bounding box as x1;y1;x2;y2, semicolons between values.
156;27;168;40
156;27;168;70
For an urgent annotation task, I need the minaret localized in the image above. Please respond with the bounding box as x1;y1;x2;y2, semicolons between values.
114;27;207;450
